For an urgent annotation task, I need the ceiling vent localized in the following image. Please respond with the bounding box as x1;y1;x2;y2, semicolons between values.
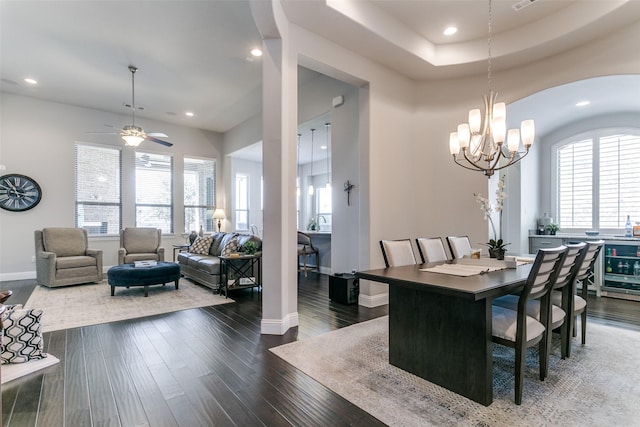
512;0;539;12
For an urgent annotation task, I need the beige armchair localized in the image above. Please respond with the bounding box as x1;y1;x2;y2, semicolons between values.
118;228;164;265
35;228;103;287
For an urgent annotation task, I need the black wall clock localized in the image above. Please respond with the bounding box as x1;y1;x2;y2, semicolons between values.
0;174;42;212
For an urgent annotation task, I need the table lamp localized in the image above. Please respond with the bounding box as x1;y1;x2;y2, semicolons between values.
213;209;226;232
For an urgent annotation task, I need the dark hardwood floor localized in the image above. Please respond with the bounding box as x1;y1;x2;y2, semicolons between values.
1;274;638;426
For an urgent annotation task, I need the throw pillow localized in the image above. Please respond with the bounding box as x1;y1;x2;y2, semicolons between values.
1;306;47;364
221;236;240;256
189;236;213;255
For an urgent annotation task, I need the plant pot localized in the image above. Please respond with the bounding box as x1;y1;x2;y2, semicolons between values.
489;248;506;260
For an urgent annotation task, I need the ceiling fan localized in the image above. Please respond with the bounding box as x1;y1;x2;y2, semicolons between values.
89;65;173;147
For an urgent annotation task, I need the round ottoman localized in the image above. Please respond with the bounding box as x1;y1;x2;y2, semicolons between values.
107;262;181;297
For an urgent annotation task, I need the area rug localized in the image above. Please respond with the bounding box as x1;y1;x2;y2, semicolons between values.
24;279;233;333
1;355;60;384
271;316;640;426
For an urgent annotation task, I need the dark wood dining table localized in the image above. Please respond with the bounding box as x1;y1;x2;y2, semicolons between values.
355;260;533;406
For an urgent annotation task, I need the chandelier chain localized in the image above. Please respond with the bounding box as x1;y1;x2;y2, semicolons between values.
487;0;492;94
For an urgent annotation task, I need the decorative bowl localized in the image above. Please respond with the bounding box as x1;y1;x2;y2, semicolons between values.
585;230;600;236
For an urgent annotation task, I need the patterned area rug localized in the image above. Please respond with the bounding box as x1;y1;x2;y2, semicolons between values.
24;279;232;333
271;316;640;426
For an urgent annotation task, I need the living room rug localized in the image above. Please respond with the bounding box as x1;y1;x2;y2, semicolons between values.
24;279;233;333
271;316;640;426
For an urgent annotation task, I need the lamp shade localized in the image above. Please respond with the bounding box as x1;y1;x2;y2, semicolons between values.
213;208;226;219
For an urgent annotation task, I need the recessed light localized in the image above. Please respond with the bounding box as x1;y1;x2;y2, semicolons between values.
576;100;591;107
24;78;38;85
443;26;458;36
250;48;263;57
320;145;327;150
185;112;194;117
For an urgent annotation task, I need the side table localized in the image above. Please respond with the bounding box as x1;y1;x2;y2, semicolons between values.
219;253;262;298
172;244;190;262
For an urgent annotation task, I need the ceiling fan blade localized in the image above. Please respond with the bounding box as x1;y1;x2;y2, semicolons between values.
147;136;173;147
86;131;118;135
147;132;168;137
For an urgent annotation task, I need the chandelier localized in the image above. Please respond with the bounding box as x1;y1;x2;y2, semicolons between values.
448;0;534;177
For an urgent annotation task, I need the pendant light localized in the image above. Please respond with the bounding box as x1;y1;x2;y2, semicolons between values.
308;129;315;196
296;133;301;197
325;123;331;189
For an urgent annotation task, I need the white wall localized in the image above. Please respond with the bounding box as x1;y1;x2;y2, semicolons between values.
0;94;224;279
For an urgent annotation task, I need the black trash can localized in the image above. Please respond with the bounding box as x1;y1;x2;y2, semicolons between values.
329;273;359;304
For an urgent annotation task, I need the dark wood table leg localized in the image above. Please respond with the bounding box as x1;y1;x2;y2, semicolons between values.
389;285;493;406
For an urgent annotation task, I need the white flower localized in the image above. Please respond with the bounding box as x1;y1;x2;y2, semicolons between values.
474;175;507;243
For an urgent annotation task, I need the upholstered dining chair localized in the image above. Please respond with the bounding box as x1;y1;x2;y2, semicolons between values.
380;239;417;267
298;231;319;277
446;236;472;259
118;228;165;265
415;237;449;263
491;246;567;405
551;239;604;358
493;242;586;377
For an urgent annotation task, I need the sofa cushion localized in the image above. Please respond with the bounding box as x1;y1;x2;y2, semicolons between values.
1;305;47;364
221;236;241;256
195;257;221;275
217;233;239;256
42;228;87;257
189;236;213;255
209;232;227;256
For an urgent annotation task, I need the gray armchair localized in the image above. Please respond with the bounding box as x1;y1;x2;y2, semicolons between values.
35;228;103;287
118;228;164;265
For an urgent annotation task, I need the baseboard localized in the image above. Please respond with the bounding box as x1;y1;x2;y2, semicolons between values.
261;312;299;335
358;292;389;308
0;266;116;283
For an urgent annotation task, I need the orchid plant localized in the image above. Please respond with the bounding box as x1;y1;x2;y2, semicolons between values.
474;175;509;251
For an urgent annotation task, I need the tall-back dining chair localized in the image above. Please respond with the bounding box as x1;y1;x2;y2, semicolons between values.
492;246;567;405
380;239;417;267
493;242;586;378
416;237;449;263
551;239;604;357
446;236;472;259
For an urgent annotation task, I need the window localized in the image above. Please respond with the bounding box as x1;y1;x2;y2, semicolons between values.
75;143;121;235
554;128;640;231
235;173;249;231
184;157;216;233
135;151;173;233
316;185;332;232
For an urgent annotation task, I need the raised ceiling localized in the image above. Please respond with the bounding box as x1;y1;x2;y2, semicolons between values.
1;0;638;138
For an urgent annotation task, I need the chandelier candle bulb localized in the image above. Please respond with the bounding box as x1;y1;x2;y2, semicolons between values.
507;129;520;152
449;132;460;155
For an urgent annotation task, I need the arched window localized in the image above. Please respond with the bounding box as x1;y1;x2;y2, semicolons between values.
552;128;640;232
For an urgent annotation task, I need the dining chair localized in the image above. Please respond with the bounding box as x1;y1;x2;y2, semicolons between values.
491;245;567;405
415;237;449;263
446;236;472;259
551;239;604;357
380;239;418;267
493;242;586;377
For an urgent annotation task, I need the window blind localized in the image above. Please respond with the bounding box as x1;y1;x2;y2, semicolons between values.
135;151;173;233
75;143;122;235
557;138;592;229
184;157;216;233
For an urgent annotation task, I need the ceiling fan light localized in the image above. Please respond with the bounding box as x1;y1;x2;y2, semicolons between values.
122;134;144;147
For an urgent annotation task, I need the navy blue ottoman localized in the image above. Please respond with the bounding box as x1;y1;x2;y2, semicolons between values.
107;262;181;297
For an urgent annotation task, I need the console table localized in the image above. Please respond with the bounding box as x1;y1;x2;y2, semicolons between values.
219;253;262;298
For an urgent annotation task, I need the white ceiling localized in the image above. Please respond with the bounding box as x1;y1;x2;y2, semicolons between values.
2;0;639;148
